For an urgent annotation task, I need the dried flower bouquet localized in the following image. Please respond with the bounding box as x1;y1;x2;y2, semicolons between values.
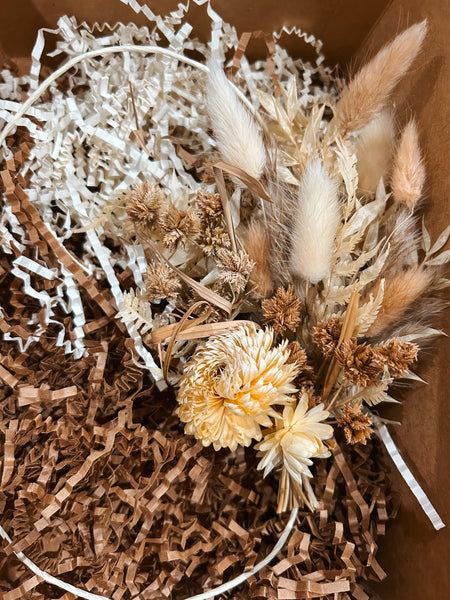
113;21;448;513
0;2;448;598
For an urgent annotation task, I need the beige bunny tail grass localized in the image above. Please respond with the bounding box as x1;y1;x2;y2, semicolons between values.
244;222;273;298
391;120;425;210
336;21;427;134
355;110;395;193
367;268;433;337
290;159;340;284
206;61;266;179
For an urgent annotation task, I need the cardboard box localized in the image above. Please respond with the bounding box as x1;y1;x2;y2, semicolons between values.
1;1;449;598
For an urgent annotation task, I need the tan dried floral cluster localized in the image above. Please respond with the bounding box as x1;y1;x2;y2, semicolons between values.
126;182;163;229
114;21;449;517
216;248;255;293
313;318;342;356
377;338;418;377
144;263;181;302
159;206;200;251
195;189;231;255
339;405;373;445
335;339;384;387
262;286;303;334
335;338;418;386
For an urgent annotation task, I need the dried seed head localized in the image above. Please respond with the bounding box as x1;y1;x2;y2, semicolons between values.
126;182;163;229
339;404;373;445
335;339;384;387
376;338;418;378
216;248;255;293
262;286;303;334
144;263;181;302
196;189;223;223
286;342;315;387
314;318;343;357
160;206;201;250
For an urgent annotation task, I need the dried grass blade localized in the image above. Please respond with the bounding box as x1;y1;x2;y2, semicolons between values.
163;301;208;380
322;290;360;402
213;160;272;202
154;319;257;344
214;166;237;253
151;309;212;344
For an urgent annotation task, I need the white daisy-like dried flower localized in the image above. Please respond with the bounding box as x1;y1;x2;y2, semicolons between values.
176;324;298;451
255;393;333;483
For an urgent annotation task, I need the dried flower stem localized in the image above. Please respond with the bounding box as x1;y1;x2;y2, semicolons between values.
162;301;208;380
323;290;360;403
214;166;237;253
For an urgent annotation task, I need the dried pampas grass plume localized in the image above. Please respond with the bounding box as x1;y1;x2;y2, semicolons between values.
391;120;425;210
355;111;394;192
367;268;433;337
206;61;266;179
336;21;427;133
290;159;340;284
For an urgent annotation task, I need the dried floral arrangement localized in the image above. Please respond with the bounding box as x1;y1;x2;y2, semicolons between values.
0;1;448;599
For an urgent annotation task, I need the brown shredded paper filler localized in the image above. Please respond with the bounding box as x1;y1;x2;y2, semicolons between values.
0;126;397;600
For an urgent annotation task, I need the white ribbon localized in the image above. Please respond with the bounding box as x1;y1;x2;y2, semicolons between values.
374;417;445;531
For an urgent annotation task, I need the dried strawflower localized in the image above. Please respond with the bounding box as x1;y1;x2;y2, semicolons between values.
255;393;333;481
335;339;384;387
262;285;302;334
377;338;418;377
144;263;181;302
216;248;255;293
160;206;200;250
126;182;163;229
314;318;343;357
176;325;298;451
339;404;373;445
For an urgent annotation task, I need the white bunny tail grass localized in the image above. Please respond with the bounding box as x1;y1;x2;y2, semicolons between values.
391;120;425;210
355;111;395;193
336;21;427;134
290;160;340;284
206;61;266;179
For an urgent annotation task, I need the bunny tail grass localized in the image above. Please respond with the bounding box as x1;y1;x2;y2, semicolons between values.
391;120;425;210
336;21;427;133
355;111;395;193
206;61;266;179
290;160;340;284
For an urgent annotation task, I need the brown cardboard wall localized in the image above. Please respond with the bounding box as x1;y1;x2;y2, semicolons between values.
1;1;449;599
356;1;450;598
0;0;390;66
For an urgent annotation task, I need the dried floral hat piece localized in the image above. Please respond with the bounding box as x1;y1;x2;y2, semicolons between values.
176;324;298;451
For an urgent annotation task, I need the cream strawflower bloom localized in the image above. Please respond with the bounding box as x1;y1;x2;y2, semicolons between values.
255;393;333;482
176;324;298;451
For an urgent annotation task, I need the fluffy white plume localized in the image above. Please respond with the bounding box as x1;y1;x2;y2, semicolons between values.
355;111;394;192
290;160;340;283
206;61;266;179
